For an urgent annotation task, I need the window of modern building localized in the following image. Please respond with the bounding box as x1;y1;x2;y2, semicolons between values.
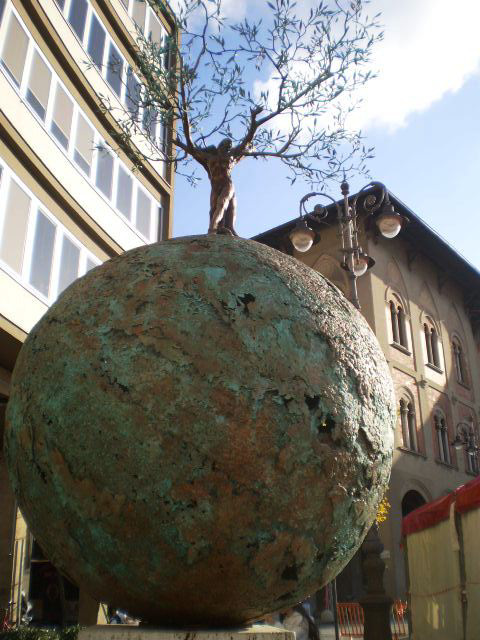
452;337;468;386
148;13;162;46
126;67;141;119
96;146;114;199
132;0;146;31
29;210;57;297
54;0;169;154
0;179;31;274
399;398;418;452
86;257;97;272
116;166;133;220
434;411;451;465
87;13;106;70
0;0;6;24
1;2;162;244
1;12;28;86
50;84;74;150
423;317;441;369
68;0;89;41
74;113;94;176
26;50;52;120
159;121;168;154
58;235;80;294
143;106;157;141
0;161;101;301
136;188;151;238
106;42;123;97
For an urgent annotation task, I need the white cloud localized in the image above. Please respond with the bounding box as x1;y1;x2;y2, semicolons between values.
253;0;480;134
351;0;480;131
171;0;480;134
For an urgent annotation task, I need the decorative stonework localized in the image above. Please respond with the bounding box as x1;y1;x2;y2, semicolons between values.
5;235;395;626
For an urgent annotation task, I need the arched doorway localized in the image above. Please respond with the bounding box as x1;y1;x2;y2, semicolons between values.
401;490;426;517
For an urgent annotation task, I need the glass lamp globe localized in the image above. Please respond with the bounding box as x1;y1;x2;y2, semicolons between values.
376;202;403;238
290;219;316;253
454;437;464;451
353;256;369;277
352;252;375;277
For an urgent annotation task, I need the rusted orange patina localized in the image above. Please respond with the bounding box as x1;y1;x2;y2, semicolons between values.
5;235;395;626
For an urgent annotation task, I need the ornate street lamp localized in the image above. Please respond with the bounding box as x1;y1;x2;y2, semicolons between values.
289;180;408;309
452;417;479;473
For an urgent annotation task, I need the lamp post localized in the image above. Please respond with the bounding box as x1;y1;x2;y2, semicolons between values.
452;417;479;474
289;180;408;309
290;179;408;638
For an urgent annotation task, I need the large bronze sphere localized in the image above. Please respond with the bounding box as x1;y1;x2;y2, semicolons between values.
5;235;395;626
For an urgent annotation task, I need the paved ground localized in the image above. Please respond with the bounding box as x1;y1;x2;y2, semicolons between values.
317;624;410;639
318;625;337;639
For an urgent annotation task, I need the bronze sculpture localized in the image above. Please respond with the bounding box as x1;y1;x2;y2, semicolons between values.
5;235;396;626
193;139;239;236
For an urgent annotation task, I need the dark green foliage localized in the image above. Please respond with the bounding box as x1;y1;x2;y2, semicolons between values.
0;626;80;640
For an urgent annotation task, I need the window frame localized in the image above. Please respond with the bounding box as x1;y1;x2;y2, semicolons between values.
0;176;32;275
467;446;479;475
452;335;469;387
55;0;169;149
86;11;107;71
67;0;89;42
423;316;443;371
50;82;75;150
389;296;410;350
433;410;452;466
0;159;101;305
28;208;58;298
0;1;161;243
399;397;419;453
57;233;82;295
0;9;29;87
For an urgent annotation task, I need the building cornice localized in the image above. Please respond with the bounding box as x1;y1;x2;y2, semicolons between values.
253;185;480;330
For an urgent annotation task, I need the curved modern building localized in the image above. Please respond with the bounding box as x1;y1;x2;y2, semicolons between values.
0;0;176;625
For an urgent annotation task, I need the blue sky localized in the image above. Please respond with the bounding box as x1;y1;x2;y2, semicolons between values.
172;0;480;271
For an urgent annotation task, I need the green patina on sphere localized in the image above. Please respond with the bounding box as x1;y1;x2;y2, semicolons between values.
5;235;395;626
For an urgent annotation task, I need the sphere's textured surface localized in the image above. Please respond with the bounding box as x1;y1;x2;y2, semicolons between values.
6;235;395;626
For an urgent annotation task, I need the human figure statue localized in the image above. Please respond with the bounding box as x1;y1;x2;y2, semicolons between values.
192;138;241;236
184;107;262;235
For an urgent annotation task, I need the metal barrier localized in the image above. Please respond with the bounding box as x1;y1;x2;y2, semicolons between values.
392;600;408;638
1;600;14;632
336;600;408;639
337;602;364;638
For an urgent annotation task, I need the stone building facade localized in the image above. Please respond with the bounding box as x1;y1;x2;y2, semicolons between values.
0;0;176;626
254;187;480;601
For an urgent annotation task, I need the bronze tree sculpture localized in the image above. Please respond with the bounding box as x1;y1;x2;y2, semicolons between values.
104;0;380;233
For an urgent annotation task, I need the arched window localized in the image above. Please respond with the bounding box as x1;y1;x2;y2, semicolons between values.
452;337;468;386
457;418;479;474
423;317;441;369
434;411;451;464
399;397;418;452
389;295;409;350
401;490;426;517
466;440;479;475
